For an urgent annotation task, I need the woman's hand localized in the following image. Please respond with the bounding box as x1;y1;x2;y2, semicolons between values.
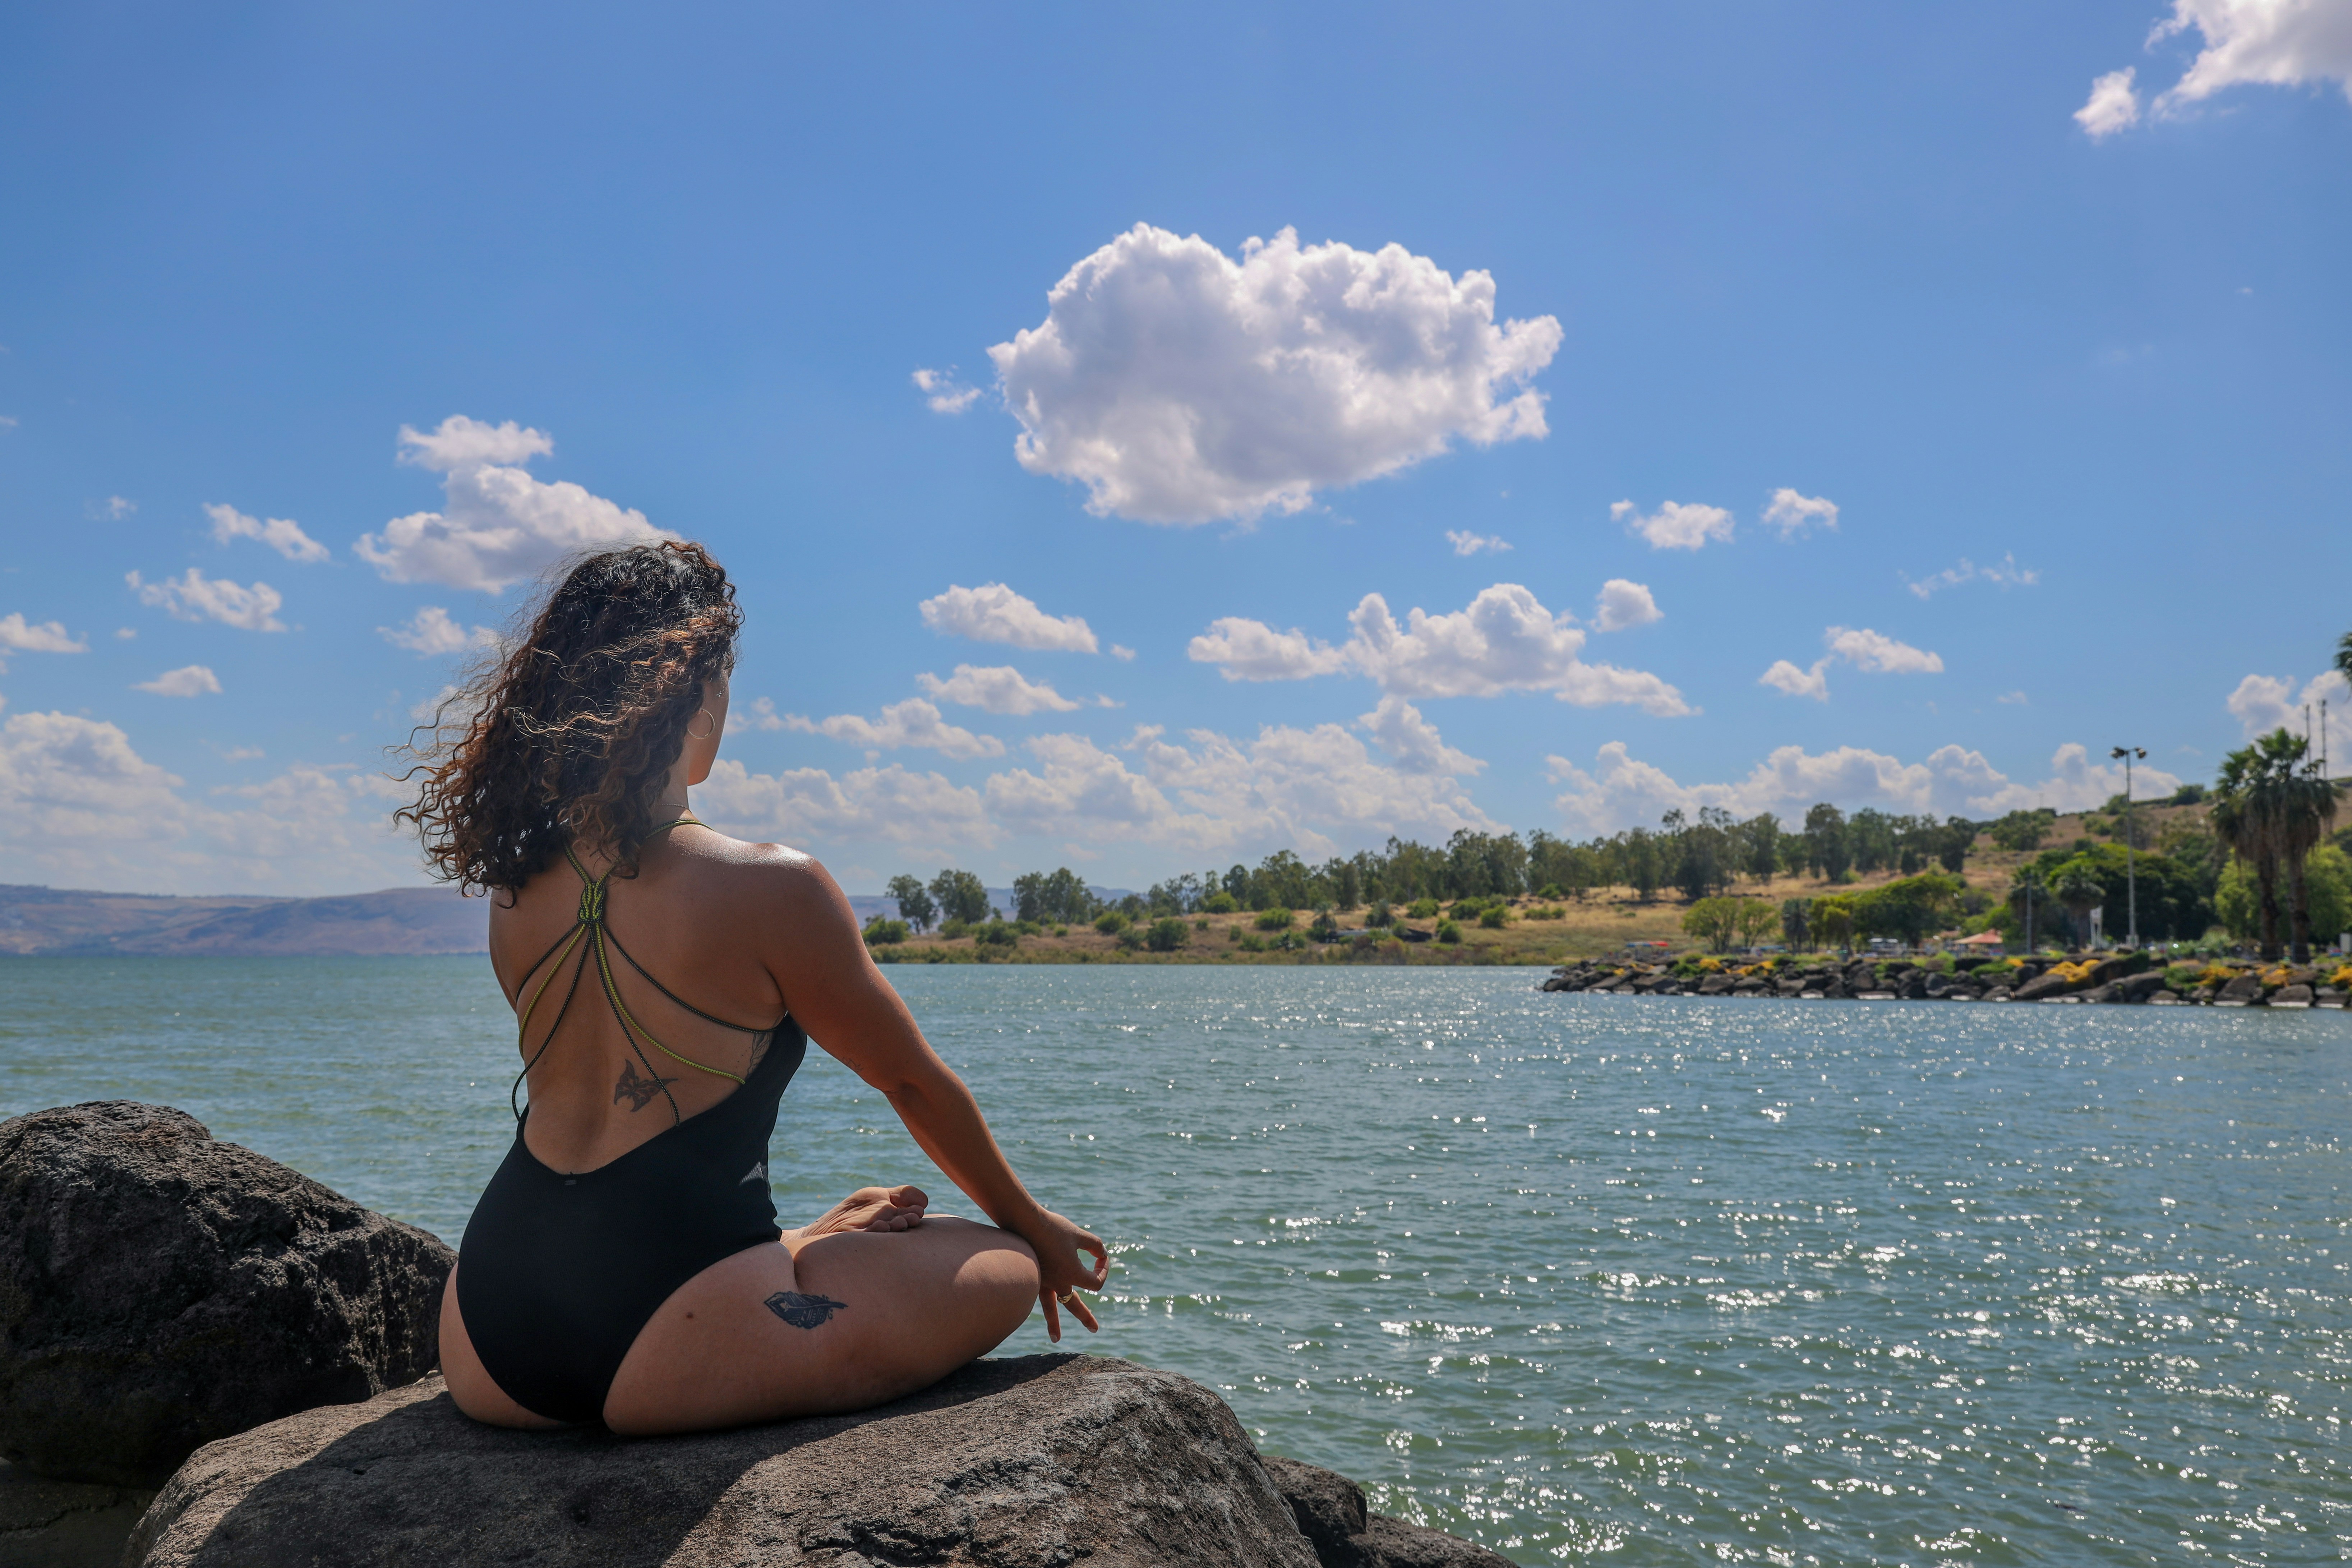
1024;1208;1108;1341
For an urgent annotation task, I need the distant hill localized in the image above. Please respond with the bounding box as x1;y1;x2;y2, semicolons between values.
0;884;488;957
0;880;1136;958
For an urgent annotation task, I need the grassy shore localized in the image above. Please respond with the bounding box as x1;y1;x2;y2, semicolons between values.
870;806;2158;966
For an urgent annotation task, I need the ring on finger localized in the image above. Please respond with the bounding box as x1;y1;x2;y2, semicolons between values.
1056;1290;1079;1307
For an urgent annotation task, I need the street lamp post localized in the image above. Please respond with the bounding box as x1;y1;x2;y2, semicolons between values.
2111;745;2146;949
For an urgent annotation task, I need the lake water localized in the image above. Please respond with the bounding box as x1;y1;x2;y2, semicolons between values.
4;958;2347;1564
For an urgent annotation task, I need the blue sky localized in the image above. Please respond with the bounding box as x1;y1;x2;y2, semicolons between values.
3;1;2348;896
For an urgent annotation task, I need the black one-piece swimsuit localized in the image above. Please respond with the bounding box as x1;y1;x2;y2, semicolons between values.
457;824;804;1424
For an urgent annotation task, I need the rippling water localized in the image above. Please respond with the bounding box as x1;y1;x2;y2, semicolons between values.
5;958;2348;1564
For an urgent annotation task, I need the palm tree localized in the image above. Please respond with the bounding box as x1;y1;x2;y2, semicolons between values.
2213;728;2338;963
2055;865;2106;950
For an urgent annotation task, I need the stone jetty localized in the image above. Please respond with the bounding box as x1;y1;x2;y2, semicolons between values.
1539;952;2347;1006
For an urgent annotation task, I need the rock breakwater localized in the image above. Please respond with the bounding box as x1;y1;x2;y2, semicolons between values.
1539;953;2348;1006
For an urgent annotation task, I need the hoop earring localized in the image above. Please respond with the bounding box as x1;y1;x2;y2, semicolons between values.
687;710;718;741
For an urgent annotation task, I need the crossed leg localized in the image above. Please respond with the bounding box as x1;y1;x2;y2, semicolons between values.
439;1186;1041;1436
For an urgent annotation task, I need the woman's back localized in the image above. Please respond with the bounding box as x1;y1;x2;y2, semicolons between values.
491;824;792;1175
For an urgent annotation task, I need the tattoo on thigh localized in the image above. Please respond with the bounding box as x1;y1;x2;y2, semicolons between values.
613;1060;679;1112
764;1290;848;1329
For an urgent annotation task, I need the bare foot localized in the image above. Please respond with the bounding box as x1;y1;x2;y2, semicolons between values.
790;1184;930;1246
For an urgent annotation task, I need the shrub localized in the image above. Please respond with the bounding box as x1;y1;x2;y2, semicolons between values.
939;918;969;940
1478;907;1508;929
1094;910;1129;935
1237;932;1268;952
1309;910;1342;942
862;918;910;946
976;921;1019;949
1536;882;1566;900
1435;919;1463;945
1117;928;1144;951
1528;905;1565;920
1201;890;1240;914
1408;898;1440;919
1052;926;1067;937
1146;917;1190;952
1366;903;1394;927
1255;908;1296;931
1014;919;1042;936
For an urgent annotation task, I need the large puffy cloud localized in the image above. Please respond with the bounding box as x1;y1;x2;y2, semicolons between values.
1614;498;1734;551
354;416;670;593
2081;1;2352;134
692;758;995;849
915;664;1080;715
127;569;285;631
1761;489;1838;538
1547;740;2183;835
988;224;1562;524
917;583;1098;652
982;715;1496;861
0;706;421;893
2226;669;2348;738
1358;695;1483;776
205;503;328;564
1189;584;1691;715
784;698;1005;761
2157;0;2352;108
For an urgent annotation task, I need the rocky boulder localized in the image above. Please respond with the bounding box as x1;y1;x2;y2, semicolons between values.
125;1356;1514;1568
1262;1455;1515;1568
2011;970;2076;1002
2218;972;2264;1003
2273;983;2315;1006
0;1102;452;1488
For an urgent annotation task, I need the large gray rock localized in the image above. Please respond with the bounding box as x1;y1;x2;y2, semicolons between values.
0;1102;452;1487
1261;1454;1517;1568
129;1356;1329;1568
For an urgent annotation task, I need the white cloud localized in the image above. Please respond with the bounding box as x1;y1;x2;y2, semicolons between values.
1110;644;1136;661
1593;578;1661;632
1998;690;2030;705
127;568;286;631
1613;498;1734;551
2226;669;2349;738
204;503;328;564
983;720;1497;861
2155;0;2352;111
90;496;137;521
0;613;89;672
1446;530;1512;556
785;698;1005;761
727;696;787;733
1358;695;1484;776
1759;659;1831;701
354;416;670;593
988;223;1562;524
2077;66;2144;136
1547;739;2182;835
917;582;1098;653
379;606;497;656
1761;489;1839;538
1186;618;1353;682
1760;627;1943;700
1903;553;2039;599
912;368;982;414
1826;626;1944;674
916;664;1081;715
0;708;423;893
115;628;135;640
133;665;222;697
1190;583;1691;714
693;758;996;849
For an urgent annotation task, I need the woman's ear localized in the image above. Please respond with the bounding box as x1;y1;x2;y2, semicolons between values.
686;672;730;787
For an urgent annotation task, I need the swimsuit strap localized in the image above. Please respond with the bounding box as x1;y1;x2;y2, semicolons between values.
508;815;751;1126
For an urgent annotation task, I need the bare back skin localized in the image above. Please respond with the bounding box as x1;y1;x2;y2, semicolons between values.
438;673;1106;1435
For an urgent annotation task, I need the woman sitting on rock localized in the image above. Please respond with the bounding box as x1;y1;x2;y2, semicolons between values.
397;540;1106;1434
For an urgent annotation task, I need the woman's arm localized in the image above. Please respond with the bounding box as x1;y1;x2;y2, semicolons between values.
750;851;1108;1336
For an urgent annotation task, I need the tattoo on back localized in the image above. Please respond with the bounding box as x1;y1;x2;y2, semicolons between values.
613;1060;679;1112
765;1290;848;1329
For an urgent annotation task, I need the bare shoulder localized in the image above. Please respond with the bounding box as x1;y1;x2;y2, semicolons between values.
679;828;856;924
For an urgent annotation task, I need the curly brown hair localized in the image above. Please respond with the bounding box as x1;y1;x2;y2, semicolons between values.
395;540;742;895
